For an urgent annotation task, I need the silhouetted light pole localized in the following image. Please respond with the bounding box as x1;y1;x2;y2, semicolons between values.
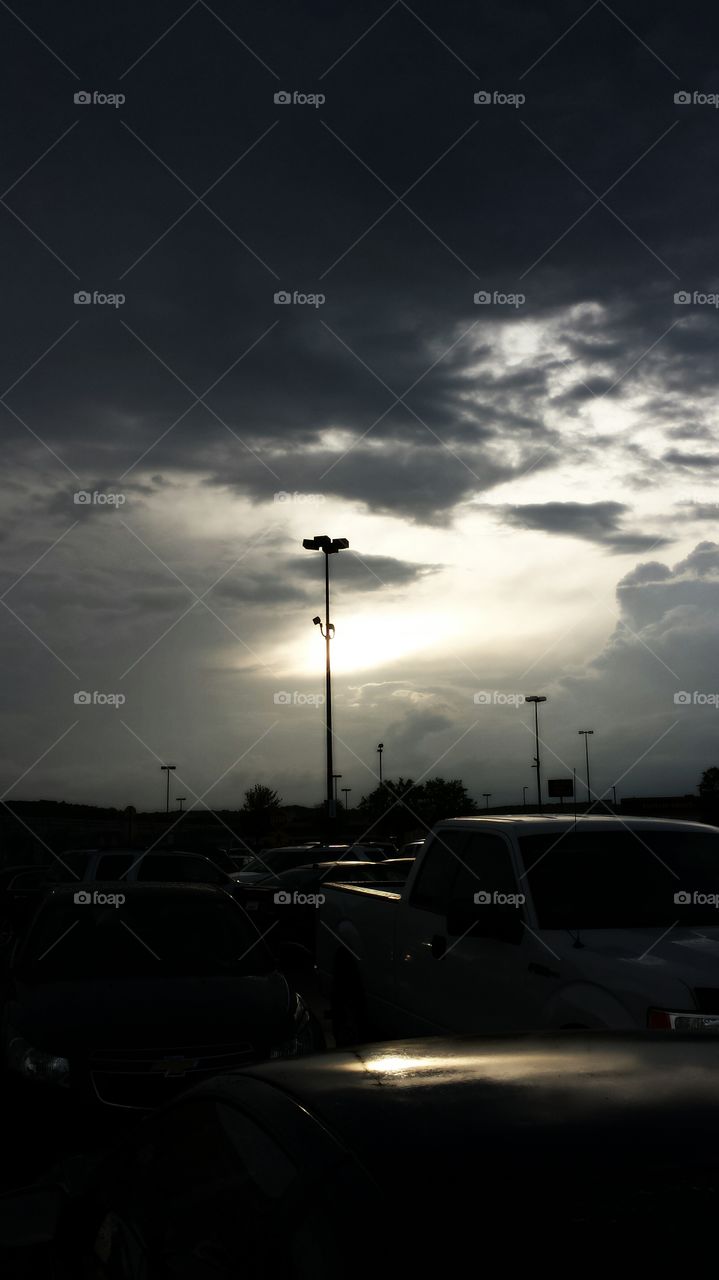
612;784;617;807
303;535;349;820
333;773;342;807
483;792;492;810
522;785;528;808
342;787;351;809
160;764;176;814
177;797;186;813
525;696;547;811
377;742;384;784
578;730;594;807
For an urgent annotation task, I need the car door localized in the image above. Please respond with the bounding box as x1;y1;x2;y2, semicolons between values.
396;830;552;1034
393;829;473;1035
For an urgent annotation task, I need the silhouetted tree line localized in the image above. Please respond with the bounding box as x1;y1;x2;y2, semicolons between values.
356;777;478;834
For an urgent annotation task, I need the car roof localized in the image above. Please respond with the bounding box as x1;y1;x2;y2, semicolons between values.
41;881;230;900
437;814;719;834
205;1032;719;1177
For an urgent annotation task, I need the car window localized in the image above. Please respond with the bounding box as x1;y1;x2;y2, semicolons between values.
409;831;470;912
53;852;92;880
95;854;135;879
450;834;520;903
17;894;272;979
136;854;225;884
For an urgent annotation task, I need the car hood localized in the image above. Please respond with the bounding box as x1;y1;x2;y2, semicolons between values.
8;969;293;1054
550;925;719;979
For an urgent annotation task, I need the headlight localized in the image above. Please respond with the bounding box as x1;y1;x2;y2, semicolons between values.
6;1032;70;1085
648;1008;719;1033
270;995;316;1059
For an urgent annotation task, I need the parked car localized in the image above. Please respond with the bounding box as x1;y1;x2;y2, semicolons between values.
40;848;242;893
5;1033;719;1274
233;844;385;886
399;839;425;856
238;859;414;966
1;882;321;1112
317;814;719;1043
0;867;53;969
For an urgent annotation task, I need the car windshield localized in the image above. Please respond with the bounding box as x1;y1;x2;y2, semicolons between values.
518;829;719;927
15;893;273;981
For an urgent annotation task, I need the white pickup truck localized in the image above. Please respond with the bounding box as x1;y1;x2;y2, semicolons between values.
317;814;719;1043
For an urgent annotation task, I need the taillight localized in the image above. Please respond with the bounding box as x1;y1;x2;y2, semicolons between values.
648;1007;719;1032
647;1008;671;1030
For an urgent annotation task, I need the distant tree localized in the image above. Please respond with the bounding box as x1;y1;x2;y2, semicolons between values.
357;776;477;835
416;777;479;826
242;784;282;840
242;784;282;812
699;768;719;797
357;777;416;822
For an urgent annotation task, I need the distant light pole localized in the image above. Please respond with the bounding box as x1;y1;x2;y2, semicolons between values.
160;764;176;814
578;730;594;807
377;742;384;784
483;792;492;810
303;535;349;820
525;696;547;811
333;773;342;807
522;785;528;808
612;784;617;807
177;797;186;813
342;787;351;810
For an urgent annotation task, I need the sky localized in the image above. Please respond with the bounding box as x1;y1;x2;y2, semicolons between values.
1;0;719;814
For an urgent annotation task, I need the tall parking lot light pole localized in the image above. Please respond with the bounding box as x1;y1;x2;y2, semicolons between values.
160;764;176;814
377;742;384;784
303;535;349;820
342;787;351;809
525;696;547;811
578;730;594;808
483;793;492;810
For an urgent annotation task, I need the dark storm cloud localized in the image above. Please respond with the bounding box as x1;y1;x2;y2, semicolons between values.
289;550;441;592
2;0;717;527
676;501;719;522
3;1;719;807
495;501;671;553
663;449;719;470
